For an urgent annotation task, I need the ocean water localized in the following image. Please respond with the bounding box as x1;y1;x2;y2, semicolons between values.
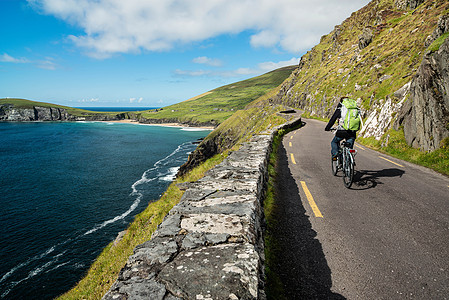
0;121;210;299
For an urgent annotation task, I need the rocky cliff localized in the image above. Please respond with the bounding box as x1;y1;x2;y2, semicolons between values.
0;103;74;121
0;102;132;122
268;0;449;152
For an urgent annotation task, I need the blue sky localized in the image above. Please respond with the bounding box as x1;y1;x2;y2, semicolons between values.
0;0;370;107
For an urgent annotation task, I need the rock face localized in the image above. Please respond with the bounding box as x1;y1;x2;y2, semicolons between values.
425;14;449;47
395;37;449;151
0;104;72;121
102;117;302;300
395;0;425;10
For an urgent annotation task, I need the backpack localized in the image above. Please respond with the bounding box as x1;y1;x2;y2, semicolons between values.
340;98;361;131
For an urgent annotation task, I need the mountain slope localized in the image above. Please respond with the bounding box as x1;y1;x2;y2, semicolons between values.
271;0;449;152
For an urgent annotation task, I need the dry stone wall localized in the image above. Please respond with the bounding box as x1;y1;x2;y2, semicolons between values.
102;117;302;300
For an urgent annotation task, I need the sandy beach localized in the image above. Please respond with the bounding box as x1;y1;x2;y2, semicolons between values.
99;119;215;130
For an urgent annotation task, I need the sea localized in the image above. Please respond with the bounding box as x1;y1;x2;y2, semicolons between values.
0;116;210;299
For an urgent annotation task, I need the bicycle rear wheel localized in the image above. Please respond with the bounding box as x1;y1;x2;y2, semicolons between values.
331;156;339;176
342;156;354;188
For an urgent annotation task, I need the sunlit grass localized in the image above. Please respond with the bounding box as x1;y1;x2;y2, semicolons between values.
358;129;449;176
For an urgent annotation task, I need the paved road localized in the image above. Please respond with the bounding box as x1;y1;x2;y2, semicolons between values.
272;118;449;299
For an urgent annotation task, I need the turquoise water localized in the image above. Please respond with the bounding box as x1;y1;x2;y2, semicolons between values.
0;121;209;299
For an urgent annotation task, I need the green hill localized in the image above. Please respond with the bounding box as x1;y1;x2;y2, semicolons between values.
137;66;297;125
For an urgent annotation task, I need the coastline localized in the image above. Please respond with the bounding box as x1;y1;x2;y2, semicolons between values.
97;119;215;130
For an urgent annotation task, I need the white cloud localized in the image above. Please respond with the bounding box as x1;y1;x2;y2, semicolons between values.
192;56;222;67
1;53;59;70
79;98;99;103
174;57;299;78
130;97;144;103
36;59;57;70
29;0;371;58
1;53;29;63
258;57;299;71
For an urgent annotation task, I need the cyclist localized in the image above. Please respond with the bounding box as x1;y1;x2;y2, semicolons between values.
324;96;358;160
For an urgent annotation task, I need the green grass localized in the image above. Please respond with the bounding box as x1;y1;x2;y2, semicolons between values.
139;66;296;125
57;151;228;300
428;32;449;52
358;128;449;176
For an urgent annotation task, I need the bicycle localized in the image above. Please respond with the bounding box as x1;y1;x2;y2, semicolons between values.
330;129;357;188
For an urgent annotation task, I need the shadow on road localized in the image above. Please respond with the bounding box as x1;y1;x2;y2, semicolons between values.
351;168;405;190
267;143;345;299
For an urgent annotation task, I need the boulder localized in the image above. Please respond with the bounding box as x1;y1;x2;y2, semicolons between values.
358;28;374;50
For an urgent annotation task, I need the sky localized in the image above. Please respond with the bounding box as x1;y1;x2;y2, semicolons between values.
0;0;371;107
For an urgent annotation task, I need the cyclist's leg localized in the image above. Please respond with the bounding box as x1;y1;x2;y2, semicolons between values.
331;135;342;157
346;137;355;149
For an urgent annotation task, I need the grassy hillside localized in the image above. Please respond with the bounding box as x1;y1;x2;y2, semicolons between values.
279;0;448;116
138;66;296;125
268;0;449;174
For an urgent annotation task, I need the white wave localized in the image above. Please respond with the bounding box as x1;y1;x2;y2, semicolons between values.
84;141;194;236
1;250;68;298
1;141;199;297
0;245;56;284
159;167;179;182
0;261;29;284
181;127;212;131
84;197;141;235
28;260;53;278
46;261;70;273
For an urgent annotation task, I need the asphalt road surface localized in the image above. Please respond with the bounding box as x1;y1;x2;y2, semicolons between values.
272;118;449;299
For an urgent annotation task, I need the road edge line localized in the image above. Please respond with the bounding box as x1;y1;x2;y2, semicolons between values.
300;181;323;218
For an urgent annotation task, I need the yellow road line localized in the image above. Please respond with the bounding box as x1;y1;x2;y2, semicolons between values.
356;144;365;150
300;181;323;218
289;142;292;147
290;153;297;164
290;135;293;140
379;156;404;167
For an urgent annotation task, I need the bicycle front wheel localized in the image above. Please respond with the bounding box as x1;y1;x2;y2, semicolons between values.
342;157;354;188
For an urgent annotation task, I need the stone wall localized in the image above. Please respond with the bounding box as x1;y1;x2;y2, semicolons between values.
102;117;302;300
